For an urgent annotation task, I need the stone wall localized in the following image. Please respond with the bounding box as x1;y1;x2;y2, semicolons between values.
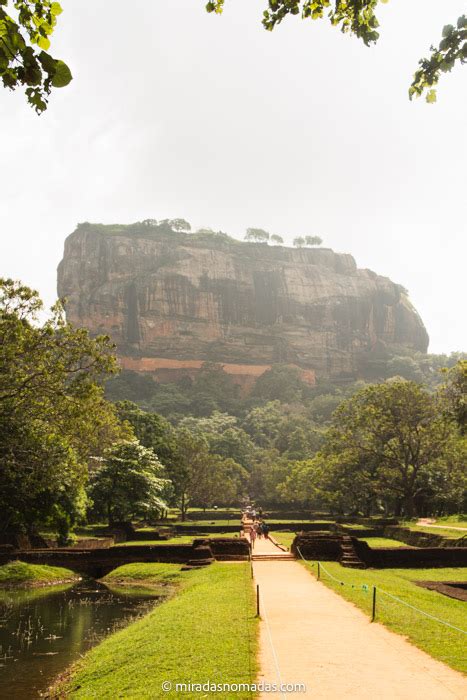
353;538;467;568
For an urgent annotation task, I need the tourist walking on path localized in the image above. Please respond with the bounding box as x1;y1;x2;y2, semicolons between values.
250;525;257;547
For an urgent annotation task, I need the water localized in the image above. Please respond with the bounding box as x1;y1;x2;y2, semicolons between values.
0;579;162;699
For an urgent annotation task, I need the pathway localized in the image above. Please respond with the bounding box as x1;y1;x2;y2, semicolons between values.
249;534;467;699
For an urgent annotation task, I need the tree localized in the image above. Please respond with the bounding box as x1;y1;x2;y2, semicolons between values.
88;441;170;524
293;237;305;248
305;236;323;246
115;401;177;465
0;1;72;113
207;2;466;102
241;400;284;447
323;380;458;517
270;234;284;245
245;228;270;243
165;428;245;518
159;218;191;231
191;454;247;510
179;411;256;470
440;359;467;434
252;364;305;403
168;218;191;231
0;279;125;538
166;429;210;520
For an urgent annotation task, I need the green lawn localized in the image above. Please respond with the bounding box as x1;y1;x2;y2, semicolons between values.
116;533;240;546
53;563;257;699
102;562;185;588
0;560;79;587
301;561;467;673
272;534;414;550
359;537;414;548
434;515;467;528
271;531;295;549
401;524;465;539
174;519;241;527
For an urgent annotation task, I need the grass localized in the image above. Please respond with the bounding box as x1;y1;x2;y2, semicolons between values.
0;560;79;588
53;563;258;699
271;531;296;549
434;515;467;528
301;561;467;673
401;524;465;539
102;562;184;588
173;519;241;527
272;534;414;550
359;537;414;548
115;533;240;546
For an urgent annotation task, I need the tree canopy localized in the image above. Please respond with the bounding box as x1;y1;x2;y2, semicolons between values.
3;1;463;112
207;1;466;103
0;278;126;539
89;440;171;524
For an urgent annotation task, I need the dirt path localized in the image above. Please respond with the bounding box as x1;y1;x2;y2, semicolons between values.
251;536;466;699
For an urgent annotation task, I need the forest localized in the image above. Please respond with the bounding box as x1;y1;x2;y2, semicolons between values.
1;277;465;542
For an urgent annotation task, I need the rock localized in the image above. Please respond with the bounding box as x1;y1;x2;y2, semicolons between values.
57;223;428;382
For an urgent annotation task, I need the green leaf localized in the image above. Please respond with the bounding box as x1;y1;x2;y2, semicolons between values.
426;89;437;104
50;2;63;16
37;35;50;50
51;59;72;87
442;24;454;38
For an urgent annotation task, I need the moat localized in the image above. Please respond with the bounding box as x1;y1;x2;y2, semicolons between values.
0;579;160;698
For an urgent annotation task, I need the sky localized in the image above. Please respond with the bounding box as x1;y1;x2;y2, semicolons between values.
1;0;466;354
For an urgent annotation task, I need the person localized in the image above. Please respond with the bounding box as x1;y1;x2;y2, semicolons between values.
251;508;257;521
262;522;270;539
258;506;263;517
256;521;263;539
250;525;257;547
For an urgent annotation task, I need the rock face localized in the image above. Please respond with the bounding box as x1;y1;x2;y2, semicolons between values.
57;223;429;381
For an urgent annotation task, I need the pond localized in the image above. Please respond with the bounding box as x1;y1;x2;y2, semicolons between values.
0;579;162;698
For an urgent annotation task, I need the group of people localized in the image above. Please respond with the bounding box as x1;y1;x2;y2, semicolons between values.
249;519;270;543
242;503;270;546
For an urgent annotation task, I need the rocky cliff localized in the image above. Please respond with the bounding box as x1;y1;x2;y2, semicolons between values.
57;223;429;382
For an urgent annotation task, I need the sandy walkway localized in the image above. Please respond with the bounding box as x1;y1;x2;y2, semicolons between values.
251;537;466;699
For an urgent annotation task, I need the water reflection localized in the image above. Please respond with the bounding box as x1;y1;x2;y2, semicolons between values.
0;579;161;699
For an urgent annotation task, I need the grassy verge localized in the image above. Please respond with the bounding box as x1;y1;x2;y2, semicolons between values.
102;562;184;589
301;561;467;673
115;533;241;546
271;532;295;549
401;524;465;538
174;519;241;527
434;516;467;528
52;563;258;699
0;560;79;588
359;537;414;548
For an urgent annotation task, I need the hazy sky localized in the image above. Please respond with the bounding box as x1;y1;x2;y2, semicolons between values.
1;0;466;353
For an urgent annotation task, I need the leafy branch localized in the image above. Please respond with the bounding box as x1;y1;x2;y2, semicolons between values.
0;0;71;113
206;1;466;101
